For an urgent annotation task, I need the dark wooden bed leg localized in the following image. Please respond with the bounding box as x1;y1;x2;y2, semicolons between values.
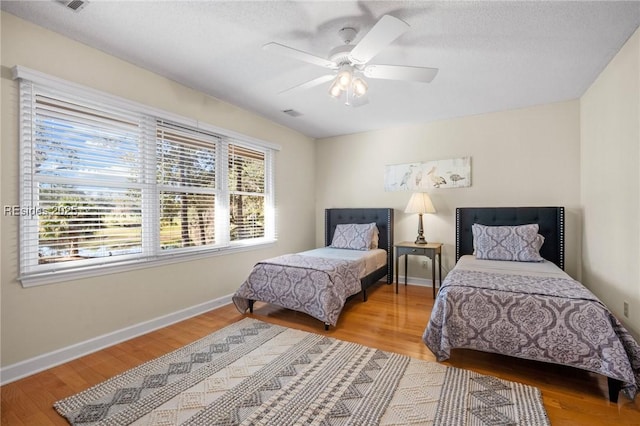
608;377;622;403
248;300;254;313
324;323;330;331
362;288;368;302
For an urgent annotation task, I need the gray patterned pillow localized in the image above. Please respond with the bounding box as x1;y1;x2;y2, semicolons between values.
472;223;545;262
331;223;377;251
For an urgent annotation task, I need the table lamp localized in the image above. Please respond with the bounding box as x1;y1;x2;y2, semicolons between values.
404;192;436;244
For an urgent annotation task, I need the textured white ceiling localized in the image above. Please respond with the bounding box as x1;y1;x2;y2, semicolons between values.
2;1;639;139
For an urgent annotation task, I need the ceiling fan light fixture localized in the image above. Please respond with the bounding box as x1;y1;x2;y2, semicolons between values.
336;64;353;89
352;77;368;97
328;80;343;98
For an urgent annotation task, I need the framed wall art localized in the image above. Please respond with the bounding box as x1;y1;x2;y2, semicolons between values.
384;157;471;191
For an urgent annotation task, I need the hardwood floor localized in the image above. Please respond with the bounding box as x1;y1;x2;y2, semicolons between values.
2;282;639;425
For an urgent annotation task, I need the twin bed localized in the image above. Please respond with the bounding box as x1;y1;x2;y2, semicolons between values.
233;208;394;330
233;205;639;402
423;207;640;402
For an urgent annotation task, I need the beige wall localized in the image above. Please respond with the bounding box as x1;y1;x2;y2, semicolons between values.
316;101;582;279
0;12;316;366
581;27;640;338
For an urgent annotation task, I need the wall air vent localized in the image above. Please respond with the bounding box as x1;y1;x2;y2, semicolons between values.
282;109;302;117
57;0;88;12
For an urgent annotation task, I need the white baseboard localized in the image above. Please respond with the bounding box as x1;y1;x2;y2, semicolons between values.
397;276;434;287
0;294;233;385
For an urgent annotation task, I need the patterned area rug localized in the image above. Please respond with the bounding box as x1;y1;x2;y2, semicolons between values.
54;318;549;425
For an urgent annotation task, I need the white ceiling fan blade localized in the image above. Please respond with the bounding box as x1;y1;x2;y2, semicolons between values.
364;64;439;83
347;15;409;65
263;42;338;69
278;74;335;94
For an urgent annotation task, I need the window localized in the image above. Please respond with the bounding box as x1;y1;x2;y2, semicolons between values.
229;144;267;241
15;67;277;286
156;122;219;251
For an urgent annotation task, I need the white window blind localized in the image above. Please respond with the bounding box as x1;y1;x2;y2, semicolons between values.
229;144;267;241
156;121;219;251
19;84;146;275
16;68;277;286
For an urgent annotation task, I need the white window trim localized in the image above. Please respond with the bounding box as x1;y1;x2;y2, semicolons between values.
13;66;280;287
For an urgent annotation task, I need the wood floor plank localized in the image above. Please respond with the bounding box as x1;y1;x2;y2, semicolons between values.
0;410;24;426
1;282;639;425
0;385;42;425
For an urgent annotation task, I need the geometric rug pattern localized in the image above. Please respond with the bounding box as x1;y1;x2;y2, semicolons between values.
54;318;549;425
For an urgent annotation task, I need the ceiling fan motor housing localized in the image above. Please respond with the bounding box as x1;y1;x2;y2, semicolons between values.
329;45;354;65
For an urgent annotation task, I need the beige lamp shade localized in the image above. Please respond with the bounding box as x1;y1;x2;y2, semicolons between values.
404;192;436;214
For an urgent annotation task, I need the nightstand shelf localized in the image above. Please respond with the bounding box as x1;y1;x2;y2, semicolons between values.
394;241;442;298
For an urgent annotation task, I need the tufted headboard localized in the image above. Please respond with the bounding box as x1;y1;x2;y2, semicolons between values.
456;206;565;270
325;208;394;281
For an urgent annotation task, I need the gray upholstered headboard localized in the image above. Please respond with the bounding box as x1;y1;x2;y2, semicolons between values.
456;207;565;269
324;208;394;278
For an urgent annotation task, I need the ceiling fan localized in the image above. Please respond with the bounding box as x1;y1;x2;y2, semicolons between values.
263;15;439;106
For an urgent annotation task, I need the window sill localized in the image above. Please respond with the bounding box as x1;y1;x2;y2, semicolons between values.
19;240;277;288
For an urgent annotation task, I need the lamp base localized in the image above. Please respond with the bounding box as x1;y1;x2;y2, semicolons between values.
414;213;428;244
414;236;428;245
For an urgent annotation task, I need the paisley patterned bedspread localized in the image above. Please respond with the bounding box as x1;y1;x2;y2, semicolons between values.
422;256;640;400
233;254;364;326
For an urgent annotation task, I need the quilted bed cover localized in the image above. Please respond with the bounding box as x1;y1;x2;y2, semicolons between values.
233;253;364;326
423;256;640;399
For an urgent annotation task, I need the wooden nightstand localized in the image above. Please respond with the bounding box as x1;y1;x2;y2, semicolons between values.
394;241;442;298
